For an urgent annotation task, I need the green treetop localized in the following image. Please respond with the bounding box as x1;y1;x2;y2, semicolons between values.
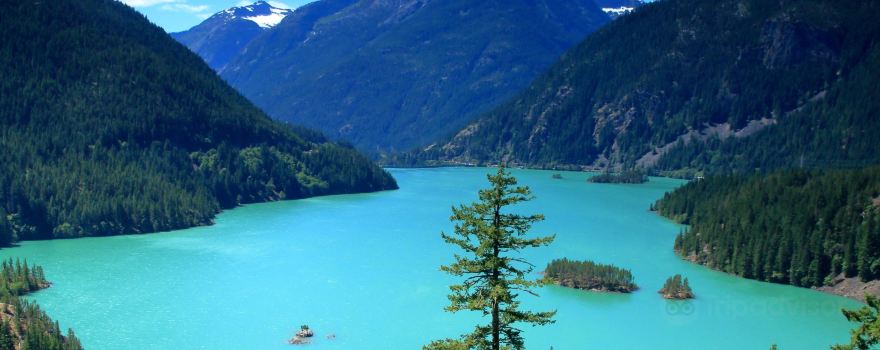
426;167;556;350
833;295;880;350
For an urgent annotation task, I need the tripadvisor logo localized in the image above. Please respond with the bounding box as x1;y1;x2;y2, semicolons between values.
665;300;695;315
665;299;842;316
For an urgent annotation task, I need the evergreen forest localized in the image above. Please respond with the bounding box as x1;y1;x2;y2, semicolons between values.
654;167;880;288
0;0;397;245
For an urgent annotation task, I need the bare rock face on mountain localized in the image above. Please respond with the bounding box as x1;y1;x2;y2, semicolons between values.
760;18;839;70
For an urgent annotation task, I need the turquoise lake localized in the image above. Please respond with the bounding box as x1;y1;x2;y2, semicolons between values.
0;168;863;349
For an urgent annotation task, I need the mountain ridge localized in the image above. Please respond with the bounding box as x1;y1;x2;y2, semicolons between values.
392;0;880;175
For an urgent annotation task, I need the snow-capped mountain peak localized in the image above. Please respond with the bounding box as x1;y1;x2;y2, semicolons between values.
216;1;294;29
172;1;296;70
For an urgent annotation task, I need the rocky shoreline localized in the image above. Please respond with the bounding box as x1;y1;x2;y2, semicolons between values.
679;253;878;303
555;279;638;293
814;274;880;302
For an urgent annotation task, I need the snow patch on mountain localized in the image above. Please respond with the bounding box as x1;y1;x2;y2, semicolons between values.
214;1;293;28
243;8;290;28
602;6;635;17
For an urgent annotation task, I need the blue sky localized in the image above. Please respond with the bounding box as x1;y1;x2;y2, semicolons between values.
120;0;314;33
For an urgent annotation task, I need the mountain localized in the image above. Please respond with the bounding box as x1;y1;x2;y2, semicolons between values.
398;0;880;175
0;0;396;244
171;1;293;71
214;0;611;154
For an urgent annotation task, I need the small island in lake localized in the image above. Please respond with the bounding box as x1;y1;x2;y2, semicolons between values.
551;173;563;179
659;274;694;299
545;258;638;293
588;169;648;184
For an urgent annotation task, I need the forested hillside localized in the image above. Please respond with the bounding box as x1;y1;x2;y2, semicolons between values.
219;0;610;153
397;0;880;173
0;0;396;245
654;167;880;290
654;40;880;175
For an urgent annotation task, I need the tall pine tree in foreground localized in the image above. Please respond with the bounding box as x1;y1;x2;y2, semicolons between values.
426;167;555;350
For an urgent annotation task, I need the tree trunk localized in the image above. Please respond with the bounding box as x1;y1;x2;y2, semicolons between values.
492;198;501;350
492;297;500;350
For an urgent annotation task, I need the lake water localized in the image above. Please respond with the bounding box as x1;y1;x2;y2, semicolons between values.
0;168;862;349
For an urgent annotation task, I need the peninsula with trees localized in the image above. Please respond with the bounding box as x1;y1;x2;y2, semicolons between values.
545;258;638;293
653;167;880;301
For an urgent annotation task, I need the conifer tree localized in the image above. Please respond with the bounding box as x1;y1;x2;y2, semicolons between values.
426;167;555;350
0;209;12;247
833;295;880;350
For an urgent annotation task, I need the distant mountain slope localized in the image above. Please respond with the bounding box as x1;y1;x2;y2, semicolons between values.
593;0;643;6
0;0;396;243
217;0;610;153
171;1;293;71
399;0;880;173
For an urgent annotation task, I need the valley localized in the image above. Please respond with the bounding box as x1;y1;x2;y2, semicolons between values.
1;0;879;348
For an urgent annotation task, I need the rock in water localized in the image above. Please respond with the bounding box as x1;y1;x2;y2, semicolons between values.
289;324;314;344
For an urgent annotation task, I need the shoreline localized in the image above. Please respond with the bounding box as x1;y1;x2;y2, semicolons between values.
814;274;880;303
552;281;638;294
384;164;691;182
654;211;873;304
381;162;697;181
0;186;399;247
678;253;873;304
